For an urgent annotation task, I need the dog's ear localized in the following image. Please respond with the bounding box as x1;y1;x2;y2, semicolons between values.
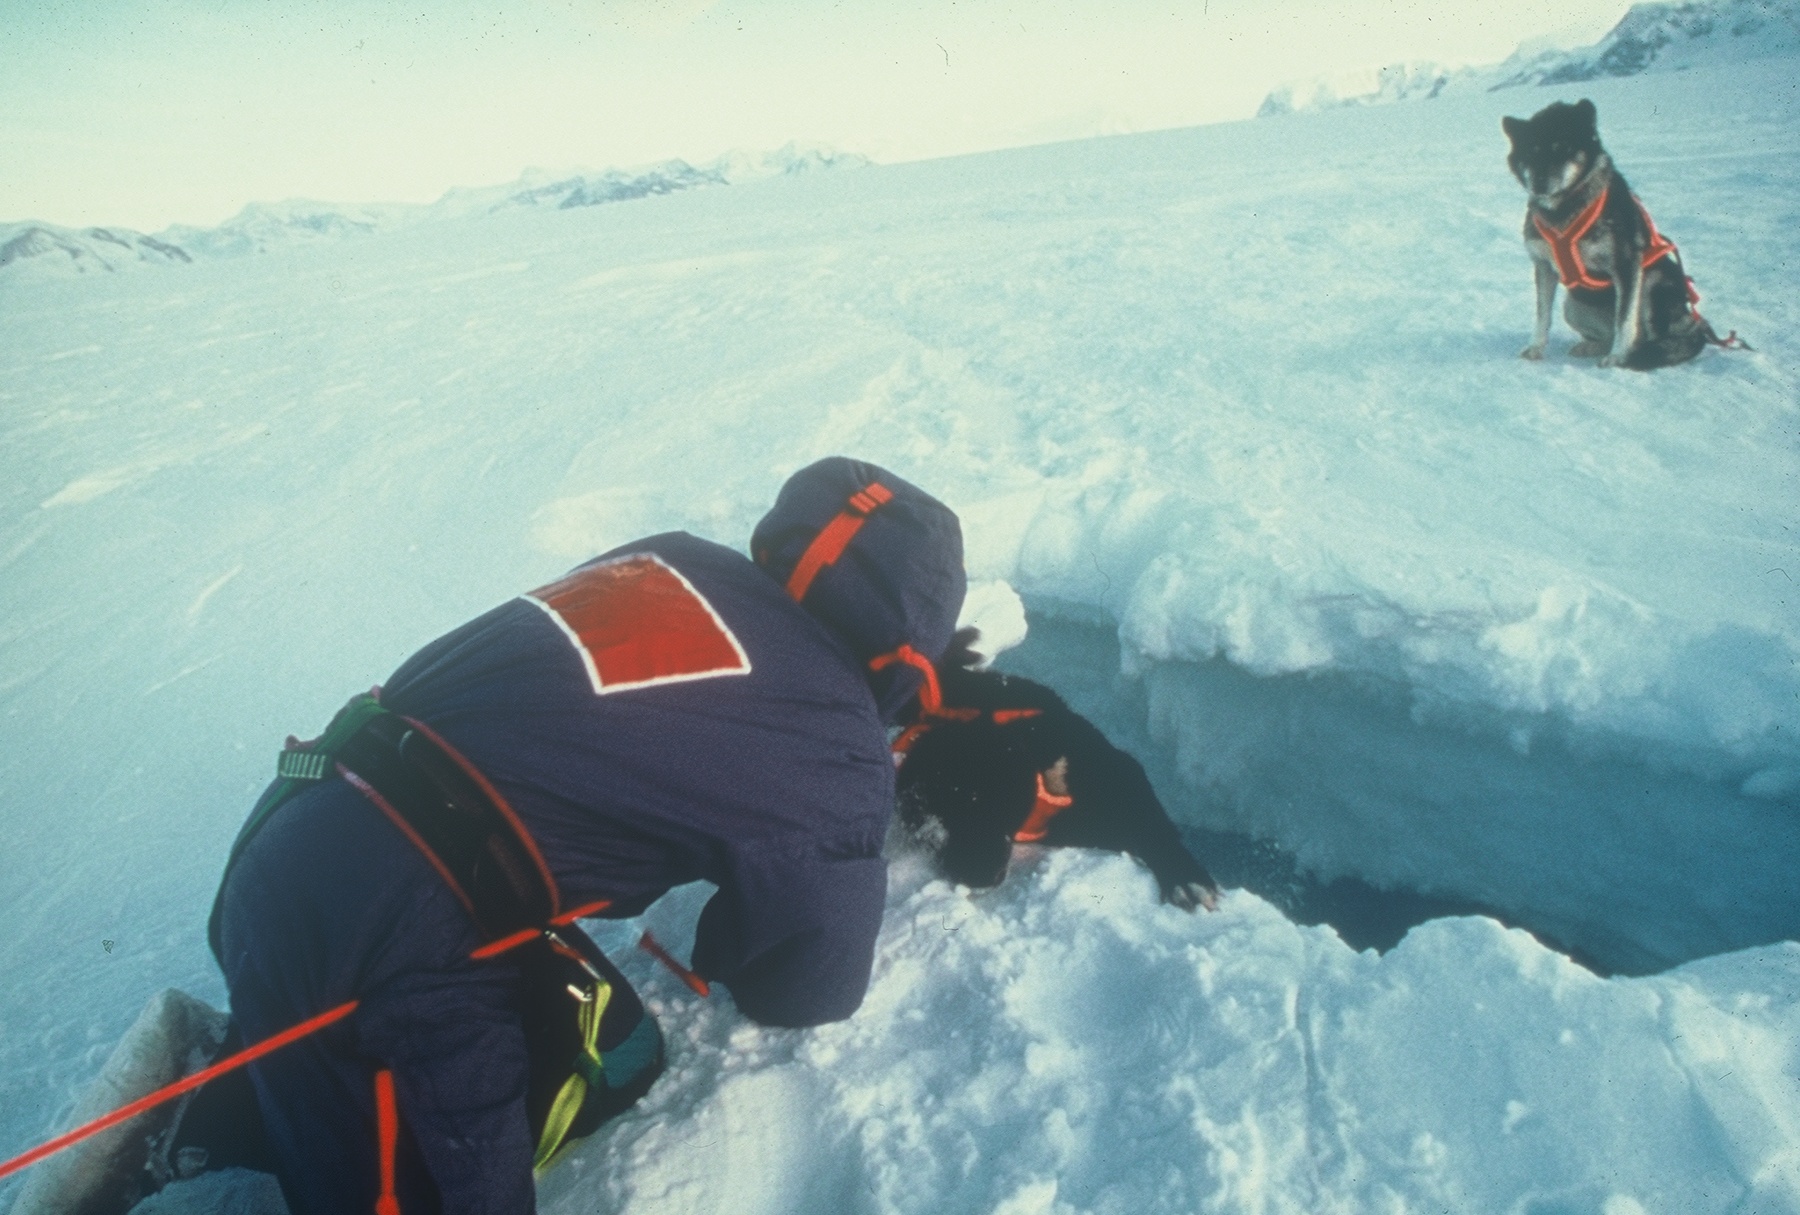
1574;98;1597;129
943;626;985;671
1501;115;1525;143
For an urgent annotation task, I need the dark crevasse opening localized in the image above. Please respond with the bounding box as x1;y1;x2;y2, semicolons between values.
992;609;1800;977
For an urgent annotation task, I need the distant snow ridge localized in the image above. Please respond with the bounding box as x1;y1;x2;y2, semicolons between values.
1257;62;1466;117
1259;0;1800;115
1493;0;1800;86
0;223;192;276
161;200;411;259
0;143;868;275
429;144;866;221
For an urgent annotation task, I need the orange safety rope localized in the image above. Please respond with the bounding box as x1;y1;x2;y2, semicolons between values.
638;931;711;997
373;1070;402;1215
468;899;615;960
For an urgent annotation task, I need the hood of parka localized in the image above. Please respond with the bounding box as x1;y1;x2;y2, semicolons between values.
752;457;966;722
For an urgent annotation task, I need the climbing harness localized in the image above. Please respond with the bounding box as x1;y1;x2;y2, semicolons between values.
225;695;662;1176
3;688;702;1192
0;890;645;1187
206;691;390;958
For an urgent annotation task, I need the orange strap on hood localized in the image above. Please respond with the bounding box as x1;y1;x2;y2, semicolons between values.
784;481;894;602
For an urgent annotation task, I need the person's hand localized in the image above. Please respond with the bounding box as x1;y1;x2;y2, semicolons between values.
1165;880;1219;913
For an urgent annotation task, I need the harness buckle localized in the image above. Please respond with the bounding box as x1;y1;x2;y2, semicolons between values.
275;750;330;781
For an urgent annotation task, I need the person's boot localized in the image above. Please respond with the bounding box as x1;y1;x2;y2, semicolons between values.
11;989;228;1215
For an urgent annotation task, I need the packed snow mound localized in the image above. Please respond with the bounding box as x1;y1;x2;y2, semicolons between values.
547;857;1800;1215
1260;0;1800;114
129;859;1800;1215
0;223;193;277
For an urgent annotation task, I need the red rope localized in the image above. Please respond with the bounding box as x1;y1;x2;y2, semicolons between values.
638;931;711;997
373;1070;401;1215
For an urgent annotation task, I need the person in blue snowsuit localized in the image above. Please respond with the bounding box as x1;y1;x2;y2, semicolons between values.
212;457;965;1213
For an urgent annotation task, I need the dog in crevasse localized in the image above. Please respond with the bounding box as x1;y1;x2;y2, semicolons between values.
893;629;1220;911
1502;98;1742;369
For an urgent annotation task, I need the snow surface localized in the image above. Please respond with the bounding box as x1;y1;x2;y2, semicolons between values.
2;51;1798;1215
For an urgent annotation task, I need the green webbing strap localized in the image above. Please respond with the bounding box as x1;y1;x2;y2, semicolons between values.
207;693;393;961
236;692;392;860
532;978;612;1174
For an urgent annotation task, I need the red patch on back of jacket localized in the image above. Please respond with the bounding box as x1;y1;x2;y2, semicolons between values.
524;553;751;695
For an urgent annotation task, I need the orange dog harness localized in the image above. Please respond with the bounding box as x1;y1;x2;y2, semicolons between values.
1013;772;1074;842
1532;185;1676;291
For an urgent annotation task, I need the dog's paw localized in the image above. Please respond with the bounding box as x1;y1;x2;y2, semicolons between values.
1519;343;1546;361
1164;881;1220;913
1569;339;1607;358
1598;352;1627;368
909;814;950;851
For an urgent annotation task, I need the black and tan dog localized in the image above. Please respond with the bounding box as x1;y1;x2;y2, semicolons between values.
1503;99;1713;370
894;631;1219;911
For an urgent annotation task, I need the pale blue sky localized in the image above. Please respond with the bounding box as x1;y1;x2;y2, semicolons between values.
1;0;1632;230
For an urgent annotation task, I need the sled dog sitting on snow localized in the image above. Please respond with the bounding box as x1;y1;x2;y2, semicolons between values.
894;630;1220;911
1503;98;1712;370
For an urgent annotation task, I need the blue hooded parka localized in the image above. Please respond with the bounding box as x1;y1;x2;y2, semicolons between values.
215;457;964;1213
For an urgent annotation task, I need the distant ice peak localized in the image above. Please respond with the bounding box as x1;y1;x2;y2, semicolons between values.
0;223;193;276
1258;0;1800;116
1489;0;1800;88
